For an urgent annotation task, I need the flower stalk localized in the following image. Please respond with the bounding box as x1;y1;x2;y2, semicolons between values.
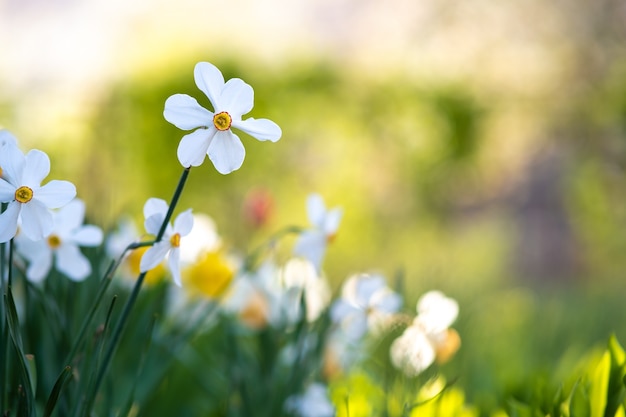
87;167;190;412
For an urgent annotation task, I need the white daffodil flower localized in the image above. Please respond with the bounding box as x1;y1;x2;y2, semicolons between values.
280;257;331;323
284;383;335;417
164;61;282;174
390;290;460;377
330;274;402;341
105;216;139;260
15;199;103;282
139;198;193;287
293;194;342;272
0;144;76;243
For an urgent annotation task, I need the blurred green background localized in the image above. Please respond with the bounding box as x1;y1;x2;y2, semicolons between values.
2;0;626;413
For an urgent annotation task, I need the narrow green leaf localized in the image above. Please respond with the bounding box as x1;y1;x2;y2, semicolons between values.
43;366;72;417
4;288;35;417
606;335;626;417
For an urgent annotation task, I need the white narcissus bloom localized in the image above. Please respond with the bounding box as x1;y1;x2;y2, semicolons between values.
330;274;402;341
390;290;460;377
0;144;76;243
293;194;342;272
164;61;282;174
139;198;193;287
280;257;331;323
284;383;335;417
15;199;103;282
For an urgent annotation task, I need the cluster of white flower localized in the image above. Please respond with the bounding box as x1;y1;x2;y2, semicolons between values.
0;132;103;282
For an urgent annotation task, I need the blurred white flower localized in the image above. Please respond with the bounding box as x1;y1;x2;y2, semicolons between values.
280;257;331;323
330;273;402;341
284;383;335;417
15;199;103;282
105;216;139;259
139;198;193;287
179;213;221;265
390;290;460;377
293;194;342;272
164;61;282;174
0;144;76;242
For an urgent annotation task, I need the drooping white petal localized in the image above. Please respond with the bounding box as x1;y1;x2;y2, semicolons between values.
143;198;168;219
207;131;246;175
25;247;53;283
36;180;76;209
194;62;225;110
71;225;104;246
329;300;356;323
219;78;254;118
0;143;25;186
232;118;282;142
293;230;326;272
22;150;50;187
390;325;436;377
54;199;85;232
164;94;213;130
56;244;92;281
139;241;171;272
144;213;166;236
173;209;194;236
168;247;182;287
177;128;215;168
0;201;21;242
306;194;326;228
20;200;54;240
342;310;369;340
0;179;15;202
371;288;403;314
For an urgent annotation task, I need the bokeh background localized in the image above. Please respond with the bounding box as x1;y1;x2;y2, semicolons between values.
2;0;626;412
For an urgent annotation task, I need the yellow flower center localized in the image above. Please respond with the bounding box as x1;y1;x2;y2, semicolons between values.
15;186;34;203
213;111;232;131
47;234;62;249
0;166;3;178
170;233;181;248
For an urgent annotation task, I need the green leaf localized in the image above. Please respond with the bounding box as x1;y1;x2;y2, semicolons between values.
4;288;35;417
606;335;626;417
569;379;591;417
589;351;610;417
43;366;72;417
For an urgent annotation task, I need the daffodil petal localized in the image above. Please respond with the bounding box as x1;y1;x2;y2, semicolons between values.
0;129;18;147
177;128;215;168
164;94;213;130
0;143;25;186
194;62;224;110
22;150;50;187
173;209;194;236
25;247;53;283
0;179;15;202
36;180;76;209
143;198;168;219
71;225;103;246
20;200;53;240
220;78;254;118
207;131;245;175
0;201;21;242
168;247;181;287
140;241;170;272
293;230;326;272
324;208;342;235
56;244;92;281
233;117;281;142
144;213;166;236
54;199;85;231
306;194;326;227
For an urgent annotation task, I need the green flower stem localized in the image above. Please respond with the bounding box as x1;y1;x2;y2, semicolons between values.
87;167;190;413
